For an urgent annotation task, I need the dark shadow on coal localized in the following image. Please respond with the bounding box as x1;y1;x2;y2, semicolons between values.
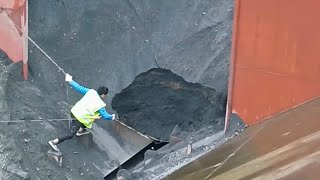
112;68;228;141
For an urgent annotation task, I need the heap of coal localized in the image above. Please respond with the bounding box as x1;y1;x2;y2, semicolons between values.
112;68;227;141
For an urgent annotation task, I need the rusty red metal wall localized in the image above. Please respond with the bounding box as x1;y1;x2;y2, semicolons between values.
226;0;320;126
0;0;28;79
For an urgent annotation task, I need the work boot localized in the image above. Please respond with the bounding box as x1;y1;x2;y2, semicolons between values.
48;140;60;152
76;128;90;136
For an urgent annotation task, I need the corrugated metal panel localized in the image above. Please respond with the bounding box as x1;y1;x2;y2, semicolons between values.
0;0;28;79
228;0;320;125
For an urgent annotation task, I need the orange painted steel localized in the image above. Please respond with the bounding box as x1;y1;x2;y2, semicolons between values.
227;0;320;126
224;0;240;133
0;0;28;80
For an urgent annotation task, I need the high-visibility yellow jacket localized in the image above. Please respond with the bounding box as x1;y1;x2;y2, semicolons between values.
71;89;106;128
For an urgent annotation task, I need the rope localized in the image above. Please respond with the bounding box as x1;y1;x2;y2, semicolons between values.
27;37;66;75
0;118;76;123
5;10;67;75
67;87;72;129
0;117;161;141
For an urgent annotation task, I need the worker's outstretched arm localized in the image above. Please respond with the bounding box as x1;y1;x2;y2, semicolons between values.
69;80;89;95
98;108;113;120
65;73;89;95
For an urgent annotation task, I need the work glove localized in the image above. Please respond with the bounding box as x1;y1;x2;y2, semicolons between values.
65;73;73;82
111;114;116;120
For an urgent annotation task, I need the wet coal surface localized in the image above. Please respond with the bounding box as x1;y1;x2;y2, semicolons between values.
112;68;227;141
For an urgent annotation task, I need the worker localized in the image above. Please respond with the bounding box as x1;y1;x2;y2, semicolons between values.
48;73;115;151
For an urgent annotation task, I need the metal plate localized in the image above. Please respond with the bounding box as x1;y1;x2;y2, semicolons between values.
228;0;320;125
89;120;153;177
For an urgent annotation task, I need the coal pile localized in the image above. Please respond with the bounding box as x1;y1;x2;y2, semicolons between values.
112;68;227;141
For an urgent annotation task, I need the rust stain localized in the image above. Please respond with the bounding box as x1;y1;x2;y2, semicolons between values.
229;0;320;125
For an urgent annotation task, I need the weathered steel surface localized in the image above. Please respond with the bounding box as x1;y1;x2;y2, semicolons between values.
167;98;320;180
227;0;320;125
